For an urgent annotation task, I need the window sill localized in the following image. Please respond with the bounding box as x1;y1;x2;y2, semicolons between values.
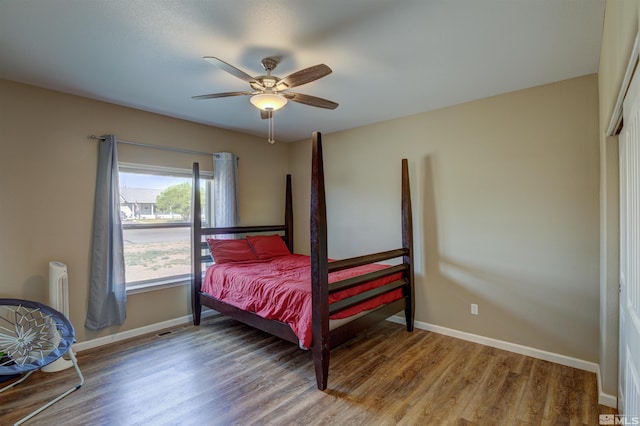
126;276;191;295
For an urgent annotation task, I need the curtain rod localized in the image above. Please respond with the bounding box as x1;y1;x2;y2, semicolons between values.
88;135;213;157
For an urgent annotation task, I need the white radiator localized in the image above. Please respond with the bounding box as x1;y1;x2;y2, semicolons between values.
42;261;73;373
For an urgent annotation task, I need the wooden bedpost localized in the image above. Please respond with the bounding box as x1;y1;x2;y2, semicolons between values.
401;159;415;331
192;162;203;326
285;174;294;253
310;132;330;390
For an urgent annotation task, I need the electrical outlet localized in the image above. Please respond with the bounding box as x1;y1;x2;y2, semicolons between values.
471;304;478;315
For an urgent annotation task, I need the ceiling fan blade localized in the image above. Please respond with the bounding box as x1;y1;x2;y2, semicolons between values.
203;57;260;86
277;64;332;89
260;110;273;120
192;91;254;100
283;92;338;109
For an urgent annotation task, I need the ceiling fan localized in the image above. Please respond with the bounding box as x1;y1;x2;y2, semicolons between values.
192;56;339;120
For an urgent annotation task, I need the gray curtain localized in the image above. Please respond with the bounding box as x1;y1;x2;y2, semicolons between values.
212;152;239;227
85;135;126;330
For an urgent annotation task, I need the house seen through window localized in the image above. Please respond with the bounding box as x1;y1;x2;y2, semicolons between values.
119;164;211;286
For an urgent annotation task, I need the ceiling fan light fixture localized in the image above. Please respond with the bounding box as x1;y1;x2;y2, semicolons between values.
250;93;288;111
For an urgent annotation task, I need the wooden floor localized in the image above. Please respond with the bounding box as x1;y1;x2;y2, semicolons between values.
1;315;615;425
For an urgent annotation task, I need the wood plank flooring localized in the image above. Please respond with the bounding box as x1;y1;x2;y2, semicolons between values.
0;315;616;425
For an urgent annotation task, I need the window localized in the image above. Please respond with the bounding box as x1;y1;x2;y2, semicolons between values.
118;163;212;289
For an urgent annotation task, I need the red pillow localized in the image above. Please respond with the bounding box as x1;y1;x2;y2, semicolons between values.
246;234;291;260
207;239;258;264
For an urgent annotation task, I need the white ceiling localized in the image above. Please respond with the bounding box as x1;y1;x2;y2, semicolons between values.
0;0;605;143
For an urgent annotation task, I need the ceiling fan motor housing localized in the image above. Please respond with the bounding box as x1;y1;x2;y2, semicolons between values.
261;57;279;72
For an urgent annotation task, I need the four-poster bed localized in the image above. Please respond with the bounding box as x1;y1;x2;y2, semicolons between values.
191;131;414;390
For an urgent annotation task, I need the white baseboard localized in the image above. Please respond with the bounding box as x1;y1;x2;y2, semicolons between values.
596;364;619;408
388;315;618;408
73;310;218;353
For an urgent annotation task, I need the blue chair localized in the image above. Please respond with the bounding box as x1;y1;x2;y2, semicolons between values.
0;298;84;425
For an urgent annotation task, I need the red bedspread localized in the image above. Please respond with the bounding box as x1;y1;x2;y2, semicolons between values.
202;254;404;349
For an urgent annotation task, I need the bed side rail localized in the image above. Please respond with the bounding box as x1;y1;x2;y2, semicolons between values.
329;263;407;293
329;279;408;316
328;248;408;272
327;250;410;317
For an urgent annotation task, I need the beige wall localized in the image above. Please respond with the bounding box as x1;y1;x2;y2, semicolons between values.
598;0;640;399
0;79;289;343
289;75;600;363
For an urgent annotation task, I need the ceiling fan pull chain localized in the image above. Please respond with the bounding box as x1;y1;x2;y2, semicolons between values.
268;110;275;144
